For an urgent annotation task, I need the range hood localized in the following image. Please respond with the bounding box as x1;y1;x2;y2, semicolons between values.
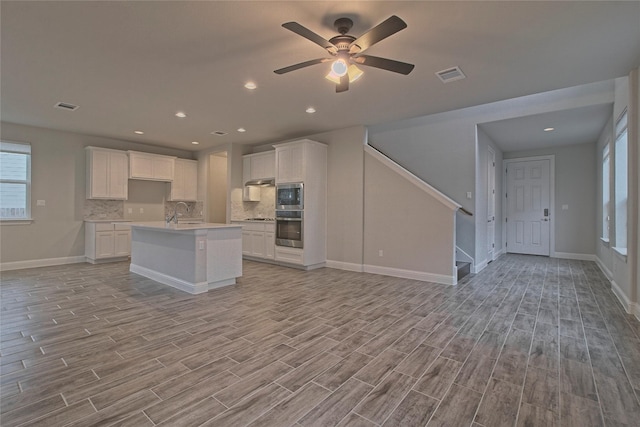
244;178;275;187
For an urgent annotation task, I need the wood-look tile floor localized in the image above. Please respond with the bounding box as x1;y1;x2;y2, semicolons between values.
1;255;640;426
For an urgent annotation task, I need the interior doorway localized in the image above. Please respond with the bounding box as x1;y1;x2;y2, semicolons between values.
208;152;228;223
504;156;554;256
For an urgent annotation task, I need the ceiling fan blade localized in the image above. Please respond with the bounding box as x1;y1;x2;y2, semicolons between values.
349;15;407;54
354;55;415;75
282;22;338;55
274;58;329;74
336;74;349;93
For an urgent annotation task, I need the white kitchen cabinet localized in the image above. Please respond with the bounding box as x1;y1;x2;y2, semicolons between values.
233;221;275;260
275;143;304;183
169;158;198;201
86;147;128;200
85;222;131;263
243;151;275;183
128;151;175;181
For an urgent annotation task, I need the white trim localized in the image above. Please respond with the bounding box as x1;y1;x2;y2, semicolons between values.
610;279;632;313
612;247;628;261
364;145;461;211
326;260;364;272
0;255;86;271
503;155;555;257
455;246;474;267
494;247;506;259
473;259;488;274
552;252;596;261
595;256;613;281
0;218;34;225
362;264;456;286
129;264;235;294
630;303;640;322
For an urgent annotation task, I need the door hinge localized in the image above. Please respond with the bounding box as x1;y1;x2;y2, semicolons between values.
505;217;508;222
505;193;508;198
493;162;495;167
492;243;495;248
506;242;508;247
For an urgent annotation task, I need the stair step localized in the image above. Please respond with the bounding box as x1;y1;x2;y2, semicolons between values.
456;261;471;281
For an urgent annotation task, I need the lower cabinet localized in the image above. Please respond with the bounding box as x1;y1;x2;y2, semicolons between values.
234;222;275;260
86;222;131;263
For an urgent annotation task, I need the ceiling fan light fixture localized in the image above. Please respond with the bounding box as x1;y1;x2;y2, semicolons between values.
325;70;341;84
331;59;348;77
347;65;364;82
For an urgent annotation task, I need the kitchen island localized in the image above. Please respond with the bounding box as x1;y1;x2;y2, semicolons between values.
126;222;242;294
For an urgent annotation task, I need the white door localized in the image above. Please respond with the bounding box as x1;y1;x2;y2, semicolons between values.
487;147;496;260
506;159;550;256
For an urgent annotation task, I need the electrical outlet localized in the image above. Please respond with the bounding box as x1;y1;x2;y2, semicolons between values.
139;208;144;213
199;241;205;250
466;192;472;199
127;208;133;214
562;204;569;210
379;250;383;257
36;200;46;206
99;213;107;218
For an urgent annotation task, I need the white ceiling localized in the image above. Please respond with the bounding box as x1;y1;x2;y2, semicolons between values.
2;1;639;152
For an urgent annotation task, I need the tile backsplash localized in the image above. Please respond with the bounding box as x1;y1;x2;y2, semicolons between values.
231;187;275;219
83;200;124;220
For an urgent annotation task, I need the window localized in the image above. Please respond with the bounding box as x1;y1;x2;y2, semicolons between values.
0;141;31;220
614;110;627;254
602;141;610;242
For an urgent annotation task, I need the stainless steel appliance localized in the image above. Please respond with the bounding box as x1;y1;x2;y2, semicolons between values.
275;210;303;248
276;183;303;210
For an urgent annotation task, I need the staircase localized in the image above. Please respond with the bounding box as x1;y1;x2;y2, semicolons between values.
456;261;471;281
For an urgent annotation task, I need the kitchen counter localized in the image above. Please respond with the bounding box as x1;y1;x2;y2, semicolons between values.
231;219;275;223
128;222;242;294
84;219;132;223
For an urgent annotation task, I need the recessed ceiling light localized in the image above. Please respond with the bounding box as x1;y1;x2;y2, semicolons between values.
544;127;555;132
175;112;187;118
306;107;316;114
134;130;144;135
53;101;79;111
237;128;246;133
211;131;228;136
191;141;200;145
244;82;257;90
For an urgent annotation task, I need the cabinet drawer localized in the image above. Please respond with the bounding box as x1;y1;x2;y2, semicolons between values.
275;247;304;264
95;223;114;232
114;224;131;231
244;223;265;232
265;223;275;232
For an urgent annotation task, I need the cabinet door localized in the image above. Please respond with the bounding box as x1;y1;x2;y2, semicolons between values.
109;152;128;199
265;232;275;259
251;232;265;257
129;153;153;179
114;230;131;256
241;231;252;256
182;161;198;201
152;157;175;181
89;150;110;198
242;157;251;185
95;231;115;258
171;161;185;200
276;145;304;183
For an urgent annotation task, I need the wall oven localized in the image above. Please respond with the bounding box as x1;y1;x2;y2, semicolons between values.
275;210;303;248
276;183;303;210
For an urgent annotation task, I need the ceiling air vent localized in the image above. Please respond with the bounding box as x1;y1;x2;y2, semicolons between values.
435;66;466;83
53;101;79;111
211;131;228;136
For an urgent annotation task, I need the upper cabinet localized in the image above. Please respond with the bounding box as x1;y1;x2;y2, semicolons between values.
169;158;198;201
128;151;175;181
242;151;275;184
274;143;305;183
86;147;128;200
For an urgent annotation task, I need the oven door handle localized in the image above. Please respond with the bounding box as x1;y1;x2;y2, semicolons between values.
276;218;302;222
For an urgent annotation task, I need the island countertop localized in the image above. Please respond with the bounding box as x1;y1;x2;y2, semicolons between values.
126;221;242;231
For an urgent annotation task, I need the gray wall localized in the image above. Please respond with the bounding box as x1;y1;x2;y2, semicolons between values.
363;152;455;277
504;143;597;256
0;122;193;264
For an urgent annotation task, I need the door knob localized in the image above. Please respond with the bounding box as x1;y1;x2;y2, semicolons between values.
541;218;549;221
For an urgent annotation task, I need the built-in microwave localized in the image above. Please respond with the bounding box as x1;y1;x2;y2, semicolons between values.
275;210;303;248
276;183;303;210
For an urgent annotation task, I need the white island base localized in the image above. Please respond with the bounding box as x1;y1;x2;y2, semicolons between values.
128;222;242;294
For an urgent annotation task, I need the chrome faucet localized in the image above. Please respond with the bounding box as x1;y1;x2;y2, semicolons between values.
167;201;190;224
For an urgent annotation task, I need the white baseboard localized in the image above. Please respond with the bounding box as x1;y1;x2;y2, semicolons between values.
473;259;488;274
632;303;640;322
552;252;596;261
494;248;506;259
594;256;613;281
362;264;456;286
0;255;86;271
610;279;632;313
130;264;235;294
325;260;364;273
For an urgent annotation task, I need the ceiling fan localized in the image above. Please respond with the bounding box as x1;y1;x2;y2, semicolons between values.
274;15;415;93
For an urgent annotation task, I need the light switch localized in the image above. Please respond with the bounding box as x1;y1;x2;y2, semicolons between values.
562;204;569;210
139;208;144;213
127;208;133;214
36;200;45;206
466;192;472;199
199;241;205;250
